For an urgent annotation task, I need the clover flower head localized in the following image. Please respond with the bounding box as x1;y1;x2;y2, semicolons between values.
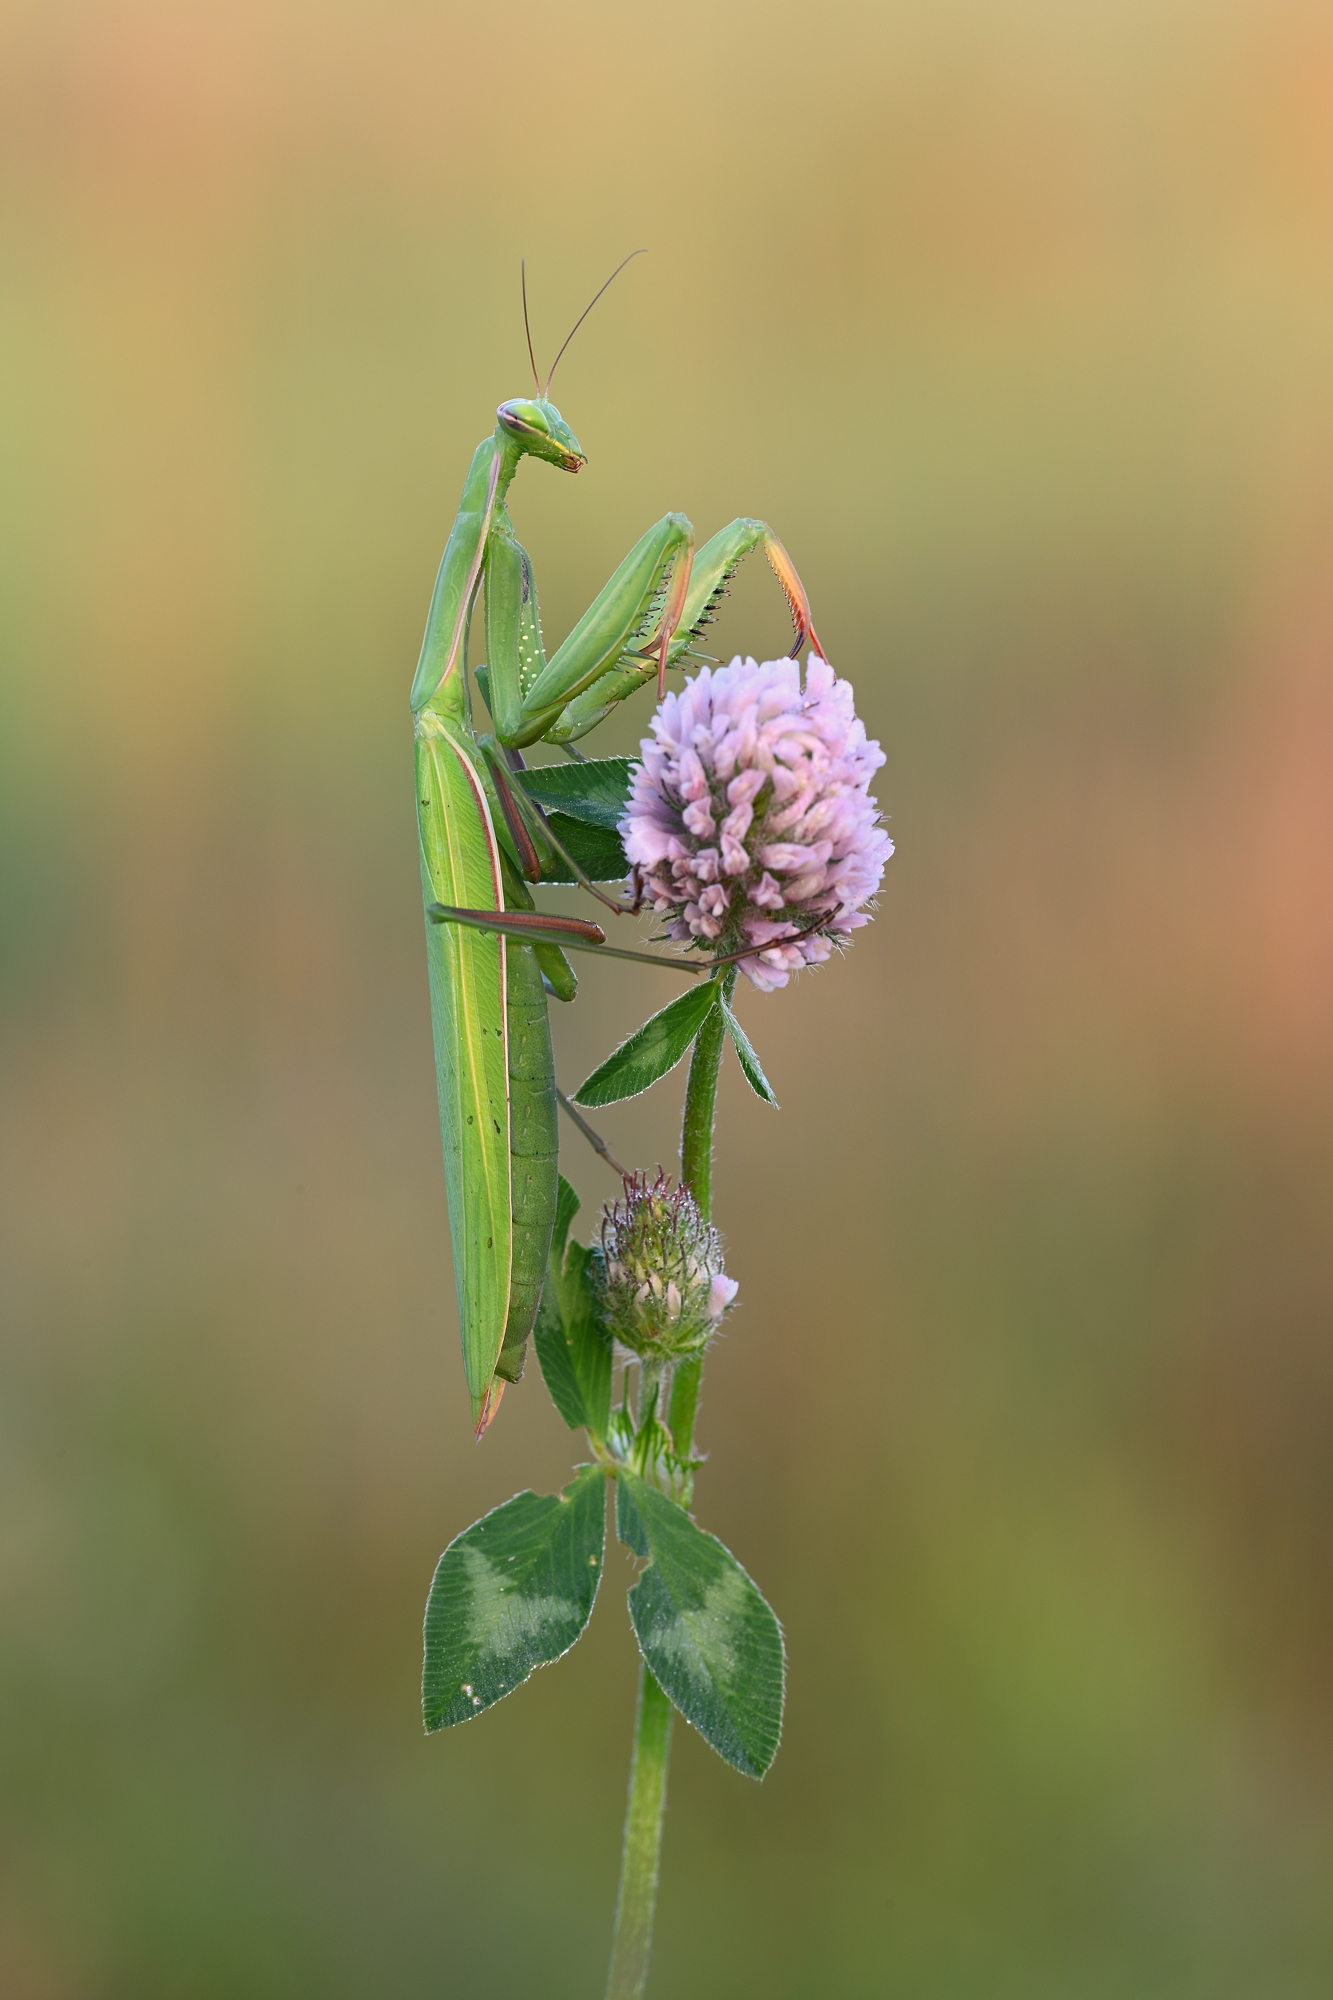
598;1171;738;1360
620;654;892;990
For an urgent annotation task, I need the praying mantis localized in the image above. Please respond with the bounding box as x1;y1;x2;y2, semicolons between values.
411;255;824;1433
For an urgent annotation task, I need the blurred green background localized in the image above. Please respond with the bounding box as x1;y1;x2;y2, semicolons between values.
3;1;1333;1993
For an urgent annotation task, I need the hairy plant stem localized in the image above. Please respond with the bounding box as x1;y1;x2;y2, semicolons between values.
678;968;735;1225
604;1666;674;2000
669;966;735;1460
604;967;737;2000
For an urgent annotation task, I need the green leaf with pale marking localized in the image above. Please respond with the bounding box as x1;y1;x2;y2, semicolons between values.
516;758;635;831
534;1177;613;1436
614;1469;649;1555
538;813;628;885
615;1469;785;1777
422;1465;606;1731
533;1276;589;1432
573;982;721;1108
722;1001;779;1105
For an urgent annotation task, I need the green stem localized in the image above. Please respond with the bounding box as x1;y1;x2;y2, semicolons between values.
668;967;736;1460
604;1665;674;2000
678;968;736;1224
665;1359;701;1471
604;968;736;1998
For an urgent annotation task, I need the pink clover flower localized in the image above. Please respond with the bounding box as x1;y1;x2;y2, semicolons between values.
620;654;892;990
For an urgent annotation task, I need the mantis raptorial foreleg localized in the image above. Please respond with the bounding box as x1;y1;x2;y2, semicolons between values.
546;518;826;743
479;512;822;749
485;512;694;746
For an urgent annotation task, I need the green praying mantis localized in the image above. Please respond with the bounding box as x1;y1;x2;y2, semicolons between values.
411;255;824;1433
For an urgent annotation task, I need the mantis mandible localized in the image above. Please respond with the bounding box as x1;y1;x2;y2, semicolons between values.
411;254;824;1433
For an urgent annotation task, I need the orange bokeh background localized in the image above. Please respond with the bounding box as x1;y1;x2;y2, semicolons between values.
3;3;1332;1993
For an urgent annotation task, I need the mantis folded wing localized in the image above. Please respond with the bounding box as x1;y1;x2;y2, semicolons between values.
415;701;515;1430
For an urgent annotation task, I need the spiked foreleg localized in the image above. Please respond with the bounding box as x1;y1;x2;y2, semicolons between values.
502;514;693;747
679;518;825;662
545;518;825;742
482;520;551;741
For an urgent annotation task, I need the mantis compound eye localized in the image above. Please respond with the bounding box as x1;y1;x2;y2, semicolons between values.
499;398;550;434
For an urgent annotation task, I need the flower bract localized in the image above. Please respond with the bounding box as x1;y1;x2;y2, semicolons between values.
599;1172;738;1360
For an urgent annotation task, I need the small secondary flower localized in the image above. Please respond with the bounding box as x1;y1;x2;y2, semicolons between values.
620;654;892;990
599;1172;737;1360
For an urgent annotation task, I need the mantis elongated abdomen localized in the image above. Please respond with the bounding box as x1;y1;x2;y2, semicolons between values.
491;939;559;1408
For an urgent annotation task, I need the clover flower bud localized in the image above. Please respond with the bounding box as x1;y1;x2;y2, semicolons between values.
598;1171;737;1360
620;654;892;990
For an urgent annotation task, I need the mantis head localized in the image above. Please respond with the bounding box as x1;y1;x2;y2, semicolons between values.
497;397;586;474
500;249;645;477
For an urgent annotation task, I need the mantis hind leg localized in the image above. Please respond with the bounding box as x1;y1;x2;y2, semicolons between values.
476;734;638;923
546;519;825;742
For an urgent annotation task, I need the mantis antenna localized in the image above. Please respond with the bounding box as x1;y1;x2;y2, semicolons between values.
543;248;648;397
520;258;540;395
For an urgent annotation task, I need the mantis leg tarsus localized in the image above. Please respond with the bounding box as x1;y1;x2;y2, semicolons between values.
760;529;826;661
